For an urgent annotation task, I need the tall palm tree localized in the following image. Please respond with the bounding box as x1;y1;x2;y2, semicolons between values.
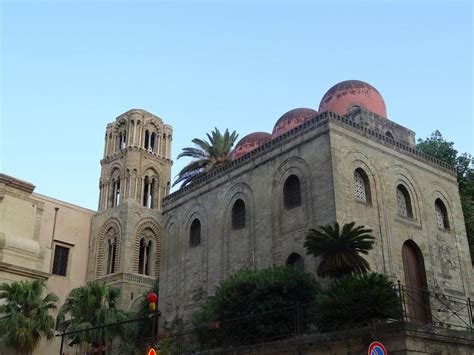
0;279;58;355
304;222;375;279
173;128;238;187
57;281;130;353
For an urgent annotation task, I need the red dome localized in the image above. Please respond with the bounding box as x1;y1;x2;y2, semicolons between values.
232;132;272;160
272;108;318;138
319;80;387;118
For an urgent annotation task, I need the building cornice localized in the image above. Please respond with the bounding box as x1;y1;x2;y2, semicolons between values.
0;173;35;194
164;111;456;206
0;261;50;280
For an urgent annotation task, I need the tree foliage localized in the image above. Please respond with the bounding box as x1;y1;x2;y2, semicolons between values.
132;281;160;345
304;222;375;278
192;267;320;347
417;130;474;261
313;273;401;332
0;279;58;354
57;281;131;351
173;128;238;187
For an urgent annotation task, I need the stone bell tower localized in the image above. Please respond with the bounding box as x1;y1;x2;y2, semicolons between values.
87;109;173;309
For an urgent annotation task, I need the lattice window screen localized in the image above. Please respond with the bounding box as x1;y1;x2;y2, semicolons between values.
354;171;367;203
435;205;445;229
397;188;408;217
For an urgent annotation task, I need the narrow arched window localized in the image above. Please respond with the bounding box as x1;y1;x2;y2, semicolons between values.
286;253;304;272
107;237;117;274
354;168;371;205
397;185;413;218
143;177;150;207
138;238;145;274
149;178;155;209
283;175;301;209
145;240;152;275
232;199;246;230
144;130;150;149
435;199;449;230
190;219;201;247
109;176;120;207
150;132;156;152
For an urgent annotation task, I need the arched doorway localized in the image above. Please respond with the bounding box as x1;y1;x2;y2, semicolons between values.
402;241;431;323
286;253;304;272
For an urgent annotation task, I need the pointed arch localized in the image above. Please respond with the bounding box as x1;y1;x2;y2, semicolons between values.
133;218;162;277
96;219;122;278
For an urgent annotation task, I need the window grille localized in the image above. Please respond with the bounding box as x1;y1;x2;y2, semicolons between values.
190;219;201;247
397;185;413;218
232;199;246;230
284;175;301;209
397;188;408;217
354;171;367;203
52;245;69;276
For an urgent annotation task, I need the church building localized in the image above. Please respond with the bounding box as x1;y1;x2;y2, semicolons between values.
156;80;473;328
1;79;473;353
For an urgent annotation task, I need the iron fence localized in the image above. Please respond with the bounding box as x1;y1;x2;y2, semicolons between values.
56;282;473;354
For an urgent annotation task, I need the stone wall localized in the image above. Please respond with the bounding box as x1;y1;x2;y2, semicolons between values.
200;322;474;355
159;111;473;329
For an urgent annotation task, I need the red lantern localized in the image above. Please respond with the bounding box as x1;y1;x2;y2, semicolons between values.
147;292;158;311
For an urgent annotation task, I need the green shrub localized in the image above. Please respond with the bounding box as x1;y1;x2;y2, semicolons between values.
192;266;320;347
313;273;401;332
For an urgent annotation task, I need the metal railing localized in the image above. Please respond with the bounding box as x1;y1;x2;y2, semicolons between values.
56;282;473;354
397;282;473;331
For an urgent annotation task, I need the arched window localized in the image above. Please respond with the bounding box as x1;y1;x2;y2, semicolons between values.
232;199;246;230
435;199;449;230
138;238;153;275
117;131;126;149
283;175;301;209
144;130;150;149
397;185;413;218
107;236;118;274
150;132;156;152
286;253;304;272
190;219;201;247
142;176;156;208
113;177;120;207
353;168;371;205
385;131;394;139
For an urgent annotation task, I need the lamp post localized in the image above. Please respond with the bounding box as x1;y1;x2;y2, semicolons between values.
147;292;159;343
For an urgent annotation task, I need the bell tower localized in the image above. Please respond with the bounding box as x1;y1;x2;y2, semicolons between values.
88;109;173;309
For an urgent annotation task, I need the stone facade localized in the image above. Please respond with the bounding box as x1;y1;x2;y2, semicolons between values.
158;109;473;329
87;109;173;310
0;173;95;355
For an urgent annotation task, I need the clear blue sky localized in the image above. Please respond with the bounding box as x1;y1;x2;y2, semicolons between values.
1;1;472;210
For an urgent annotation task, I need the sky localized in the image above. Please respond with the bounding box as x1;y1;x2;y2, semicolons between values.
1;1;472;211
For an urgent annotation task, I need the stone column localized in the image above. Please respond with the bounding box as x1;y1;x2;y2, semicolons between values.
103;134;108;157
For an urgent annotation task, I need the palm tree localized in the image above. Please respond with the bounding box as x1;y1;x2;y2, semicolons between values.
57;281;130;353
173;128;238;187
0;279;58;355
304;222;375;279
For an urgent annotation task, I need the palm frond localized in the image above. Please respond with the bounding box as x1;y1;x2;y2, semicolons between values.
174;128;239;188
304;221;375;278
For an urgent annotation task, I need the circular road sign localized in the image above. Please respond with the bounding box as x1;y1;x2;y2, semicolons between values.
368;341;387;355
